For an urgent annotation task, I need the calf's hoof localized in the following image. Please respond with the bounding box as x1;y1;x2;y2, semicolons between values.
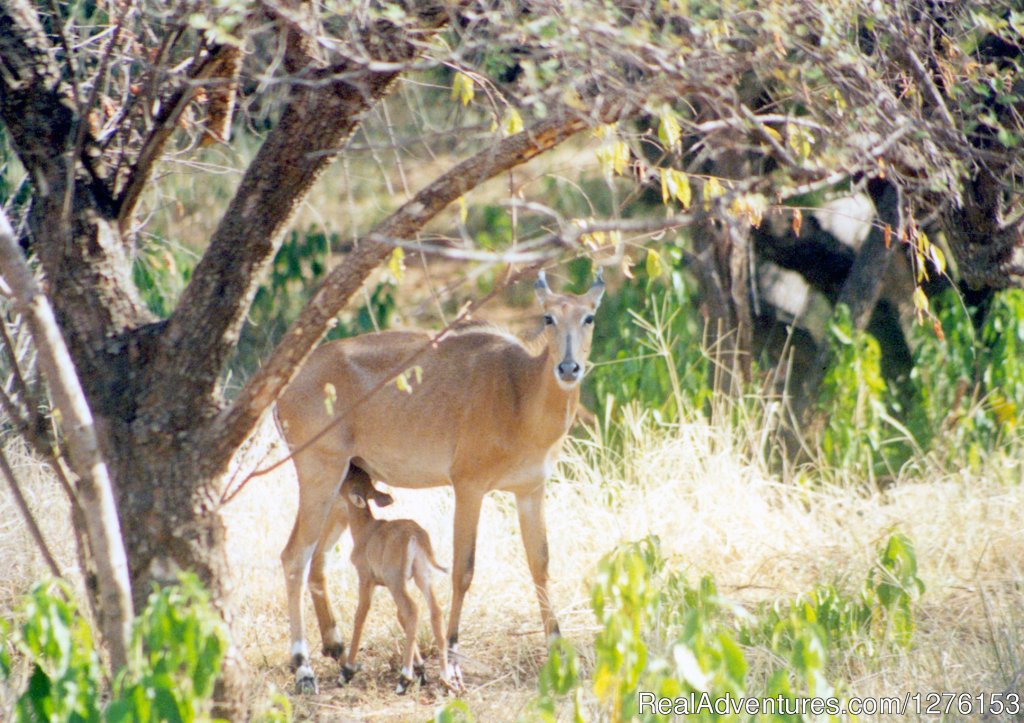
295;665;319;695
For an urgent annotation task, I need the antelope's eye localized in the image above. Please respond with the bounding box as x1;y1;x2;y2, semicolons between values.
544;314;556;326
583;314;595;325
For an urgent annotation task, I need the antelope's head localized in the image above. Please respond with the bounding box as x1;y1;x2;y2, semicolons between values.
534;269;605;390
341;470;394;511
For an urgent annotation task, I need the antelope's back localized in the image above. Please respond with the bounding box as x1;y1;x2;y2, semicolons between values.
278;328;540;486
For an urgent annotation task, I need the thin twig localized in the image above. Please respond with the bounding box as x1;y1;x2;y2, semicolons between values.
0;444;63;579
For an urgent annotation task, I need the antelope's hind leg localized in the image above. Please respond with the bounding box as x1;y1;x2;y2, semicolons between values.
281;451;349;694
310;496;350;661
392;583;420;695
414;558;455;692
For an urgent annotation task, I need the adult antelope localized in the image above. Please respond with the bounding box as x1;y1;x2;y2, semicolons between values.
277;270;604;693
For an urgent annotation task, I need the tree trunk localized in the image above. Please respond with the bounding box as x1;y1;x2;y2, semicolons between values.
109;418;246;714
691;212;754;398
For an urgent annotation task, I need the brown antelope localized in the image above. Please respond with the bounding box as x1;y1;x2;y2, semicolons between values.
277;269;604;693
338;468;451;694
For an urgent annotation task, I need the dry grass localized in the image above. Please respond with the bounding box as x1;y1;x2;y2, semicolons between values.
4;401;1021;721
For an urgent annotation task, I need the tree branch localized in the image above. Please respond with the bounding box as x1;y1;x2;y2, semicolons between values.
138;0;458;430
117;42;241;227
205;109;594;468
0;207;133;671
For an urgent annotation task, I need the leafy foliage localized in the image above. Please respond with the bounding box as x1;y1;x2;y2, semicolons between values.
908;288;1024;468
517;533;923;722
816;304;896;479
2;575;227;723
232;228;398;375
584;250;710;430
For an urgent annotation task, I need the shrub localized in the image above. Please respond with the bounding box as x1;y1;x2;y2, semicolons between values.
2;574;228;722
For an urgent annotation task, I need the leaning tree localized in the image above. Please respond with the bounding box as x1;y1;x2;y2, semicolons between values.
1;0;1022;713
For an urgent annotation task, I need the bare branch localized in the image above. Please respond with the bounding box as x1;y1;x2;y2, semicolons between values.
117;43;242;226
0;206;133;671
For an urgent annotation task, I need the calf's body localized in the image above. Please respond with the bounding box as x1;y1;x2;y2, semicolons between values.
341;468;450;694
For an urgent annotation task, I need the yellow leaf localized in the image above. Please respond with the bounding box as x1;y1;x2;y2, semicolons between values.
930;243;947;275
660;168;671;205
646;248;665;279
457;196;468;224
323;383;337;417
657;106;682;150
451;72;475;106
702;177;724;210
594;125;629;178
395;372;412;394
912;286;929;322
673;170;692;209
562;87;585;110
762;125;783;142
388;247;405;283
620;253;635;279
502;108;523;136
990;394;1018;427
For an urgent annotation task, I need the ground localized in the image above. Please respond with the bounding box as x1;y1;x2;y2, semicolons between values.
4;404;1021;721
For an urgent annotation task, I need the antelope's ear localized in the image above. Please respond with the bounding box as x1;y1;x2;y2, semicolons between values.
534;269;552;303
348;492;367;509
371;490;394;507
585;267;605;307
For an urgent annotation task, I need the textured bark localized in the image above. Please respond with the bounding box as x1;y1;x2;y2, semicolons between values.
942;166;1024;290
691;213;754;396
0;208;134;672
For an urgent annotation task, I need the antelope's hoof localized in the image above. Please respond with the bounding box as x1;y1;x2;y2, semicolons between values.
322;641;345;660
339;663;360;685
414;662;428;686
396;673;414;695
295;665;319;695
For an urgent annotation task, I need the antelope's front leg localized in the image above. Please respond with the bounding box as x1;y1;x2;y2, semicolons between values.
445;488;483;691
516;484;560;640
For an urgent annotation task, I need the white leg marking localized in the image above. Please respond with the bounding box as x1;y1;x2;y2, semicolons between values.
291;639;309;660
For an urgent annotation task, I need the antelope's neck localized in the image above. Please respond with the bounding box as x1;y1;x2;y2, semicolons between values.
531;346;580;436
